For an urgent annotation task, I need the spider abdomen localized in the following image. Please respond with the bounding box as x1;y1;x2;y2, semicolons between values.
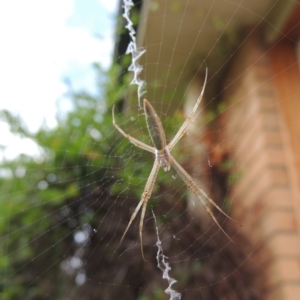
143;99;167;150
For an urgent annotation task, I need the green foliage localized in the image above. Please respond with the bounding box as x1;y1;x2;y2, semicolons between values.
0;63;134;298
138;288;166;300
0;58;180;298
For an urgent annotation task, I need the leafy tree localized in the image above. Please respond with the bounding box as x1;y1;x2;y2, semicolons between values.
0;63;131;299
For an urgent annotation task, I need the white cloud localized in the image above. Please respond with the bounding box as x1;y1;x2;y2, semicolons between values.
0;0;118;160
0;0;73;128
99;0;119;14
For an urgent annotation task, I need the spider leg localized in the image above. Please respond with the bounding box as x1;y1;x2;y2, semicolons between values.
120;160;160;261
197;189;241;226
112;105;156;154
169;154;239;242
168;68;207;151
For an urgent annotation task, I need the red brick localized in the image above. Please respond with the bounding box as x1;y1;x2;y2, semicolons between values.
236;134;284;171
261;210;296;236
266;233;300;257
238;188;294;235
280;284;300;300
262;187;293;210
267;258;300;288
266;283;300;300
233;167;289;211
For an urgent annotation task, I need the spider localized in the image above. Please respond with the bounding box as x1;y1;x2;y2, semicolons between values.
112;69;238;260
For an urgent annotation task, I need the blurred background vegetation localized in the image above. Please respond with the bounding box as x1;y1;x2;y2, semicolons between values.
0;59;263;299
0;61;177;299
0;3;263;294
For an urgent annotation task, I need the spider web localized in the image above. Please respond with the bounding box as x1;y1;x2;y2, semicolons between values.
0;0;298;299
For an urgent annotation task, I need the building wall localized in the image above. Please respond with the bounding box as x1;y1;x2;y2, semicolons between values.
222;33;300;299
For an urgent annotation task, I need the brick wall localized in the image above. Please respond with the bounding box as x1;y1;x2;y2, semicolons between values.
222;33;300;299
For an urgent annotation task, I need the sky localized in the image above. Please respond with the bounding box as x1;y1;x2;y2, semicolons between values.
0;0;119;160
